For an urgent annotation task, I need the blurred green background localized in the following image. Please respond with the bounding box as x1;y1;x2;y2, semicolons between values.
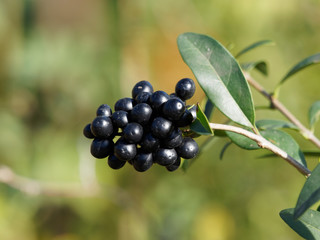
0;0;320;239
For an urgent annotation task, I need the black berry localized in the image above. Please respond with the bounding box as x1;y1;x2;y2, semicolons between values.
166;156;181;172
133;152;153;172
112;110;129;128
130;103;153;125
91;138;114;159
135;91;152;104
91;116;114;138
83;123;95;139
175;78;196;101
96;104;112;117
108;155;126;169
140;132;160;152
175;105;197;127
151;117;173;139
149;91;170;110
162;98;186;121
176;137;199;159
163;128;183;148
154;148;178;166
114;98;135;112
132;81;154;99
123;123;144;143
114;139;137;161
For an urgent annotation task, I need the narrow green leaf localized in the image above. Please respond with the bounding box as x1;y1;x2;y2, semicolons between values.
256;119;298;131
226;129;260;150
235;40;274;58
190;103;213;135
309;101;320;131
219;142;232;160
204;99;215;119
261;129;307;168
294;164;320;219
280;208;320;239
241;61;268;76
279;53;320;86
178;32;255;128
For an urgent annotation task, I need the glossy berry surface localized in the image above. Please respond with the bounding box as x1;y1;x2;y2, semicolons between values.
83;123;95;139
135;91;152;104
90;138;114;159
114;98;135;112
130;103;153;125
175;78;196;101
154;148;178;166
149;91;170;110
151;117;173;139
111;110;129;128
96;104;112;117
114;140;137;161
91;116;113;138
140;132;160;152
176;137;199;159
123;122;143;143
108;155;126;169
133;152;153;172
162;98;186;121
132;80;154;99
166;157;181;172
163;128;183;148
175;105;197;127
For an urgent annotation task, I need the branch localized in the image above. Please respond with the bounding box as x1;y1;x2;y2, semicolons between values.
244;71;320;149
209;123;311;177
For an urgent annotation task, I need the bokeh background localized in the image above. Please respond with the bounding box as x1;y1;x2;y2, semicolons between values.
0;0;320;239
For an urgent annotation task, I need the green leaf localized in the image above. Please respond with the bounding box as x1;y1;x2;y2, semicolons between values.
256;119;298;131
219;142;232;160
190;103;213;135
280;208;320;239
241;61;268;76
235;40;274;58
178;32;255;128
204;99;215;119
226;129;260;150
294;164;320;219
261;129;307;168
260;150;320;159
278;53;320;88
309;101;320;131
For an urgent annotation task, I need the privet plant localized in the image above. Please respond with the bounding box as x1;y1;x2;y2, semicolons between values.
84;32;320;239
177;32;320;239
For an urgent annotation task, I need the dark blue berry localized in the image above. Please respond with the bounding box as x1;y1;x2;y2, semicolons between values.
166;156;181;172
112;110;129;128
83;123;95;139
108;154;126;169
123;123;143;143
114;98;135;112
130;103;153;125
154;148;178;166
135;91;152;104
140;132;160;152
151;117;173;139
96;104;112;117
132;81;154;99
149;91;170;111
162;98;186;121
114;139;137;161
175;105;197;127
91;138;114;159
91;116;114;138
163;128;183;148
133;152;153;172
175;78;196;101
176;137;199;159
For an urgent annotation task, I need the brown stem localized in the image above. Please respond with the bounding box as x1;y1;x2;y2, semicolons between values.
209;123;311;177
244;72;320;149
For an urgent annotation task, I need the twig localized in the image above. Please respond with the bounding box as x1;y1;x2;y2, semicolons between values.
244;71;320;149
209;123;311;177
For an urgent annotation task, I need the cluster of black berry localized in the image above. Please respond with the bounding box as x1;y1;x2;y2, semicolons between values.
83;78;199;172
